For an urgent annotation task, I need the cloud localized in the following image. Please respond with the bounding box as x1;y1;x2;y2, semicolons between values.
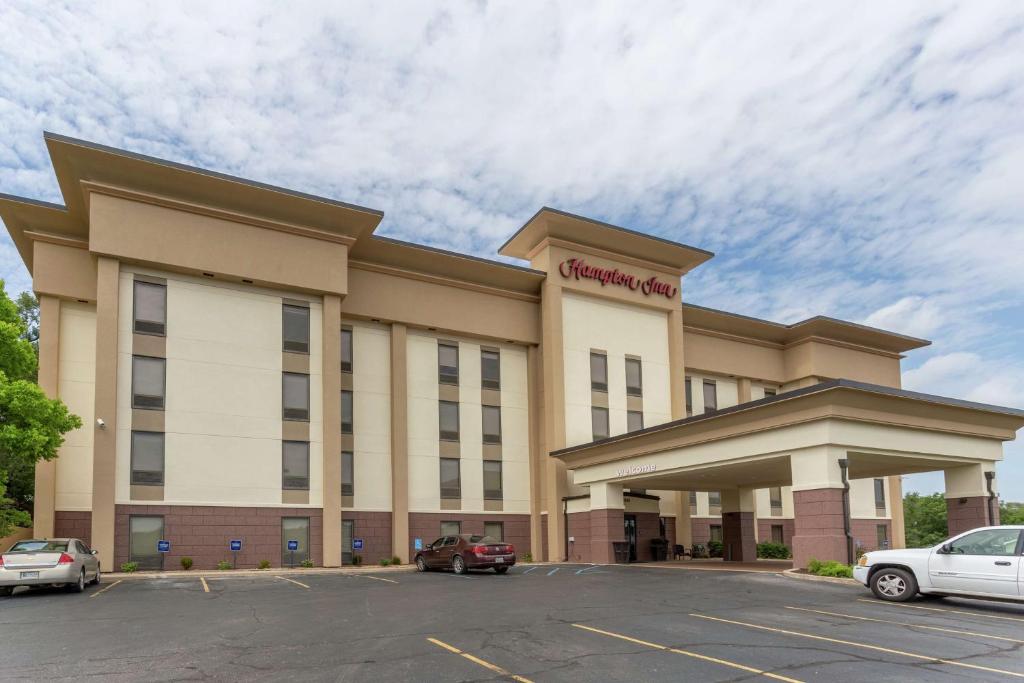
864;296;945;339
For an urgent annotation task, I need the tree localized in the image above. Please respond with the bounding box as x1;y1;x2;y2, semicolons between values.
1001;501;1024;525
16;291;39;354
903;492;948;548
0;281;37;383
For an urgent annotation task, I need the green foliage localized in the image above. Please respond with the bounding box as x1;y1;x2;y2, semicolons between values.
258;559;271;569
217;560;232;570
0;282;37;383
904;492;949;547
707;540;723;558
1001;502;1024;525
15;292;39;355
379;558;391;566
756;542;791;559
120;562;138;573
300;559;314;568
352;554;363;566
180;557;193;570
806;558;853;578
390;555;401;565
522;552;533;562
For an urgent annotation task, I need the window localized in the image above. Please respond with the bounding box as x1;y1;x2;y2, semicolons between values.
685;377;692;416
946;528;1021;556
132;356;166;409
439;400;460;441
590;352;608;392
764;388;777;397
130;431;164;485
709;525;723;543
591;406;609;440
133;281;166;335
341;390;353;434
483;461;502;500
627;410;644;432
482;405;501;444
625;357;643;396
440;458;461;499
341;328;353;373
689;490;697;515
282;441;310;490
440;521;461;536
484;521;504;541
876;524;889;550
771;525;784;544
281;517;310;566
129;515;164;570
282;372;310;421
342;520;354;564
702;379;718;412
341;451;354;496
708;491;721;514
481;350;500;390
769;487;783;515
438;343;459;385
873;478;886;514
282;304;310;353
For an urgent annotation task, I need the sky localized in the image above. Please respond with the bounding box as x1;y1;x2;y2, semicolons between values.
1;1;1022;499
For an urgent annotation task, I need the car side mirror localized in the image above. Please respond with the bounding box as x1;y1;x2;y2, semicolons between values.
91;549;98;555
938;543;951;554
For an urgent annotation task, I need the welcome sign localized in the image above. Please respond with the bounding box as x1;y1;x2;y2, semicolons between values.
558;257;678;299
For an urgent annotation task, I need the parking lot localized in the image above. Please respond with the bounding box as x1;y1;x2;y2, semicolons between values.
2;563;1023;682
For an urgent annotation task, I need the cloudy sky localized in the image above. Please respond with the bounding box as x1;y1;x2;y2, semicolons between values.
2;1;1022;498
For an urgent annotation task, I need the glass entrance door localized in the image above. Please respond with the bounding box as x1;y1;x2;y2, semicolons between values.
624;515;637;563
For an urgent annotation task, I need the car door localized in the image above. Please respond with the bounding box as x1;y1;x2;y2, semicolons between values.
78;541;98;577
928;528;1022;597
425;537;447;568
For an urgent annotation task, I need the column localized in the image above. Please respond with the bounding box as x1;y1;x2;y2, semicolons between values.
790;446;849;568
526;345;544;561
589;482;625;564
321;295;342;567
33;295;61;538
541;282;567;560
737;378;752;404
944;463;998;536
720;487;757;562
674;491;692;551
887;475;906;549
390;323;409;563
90;257;119;569
667;306;692;552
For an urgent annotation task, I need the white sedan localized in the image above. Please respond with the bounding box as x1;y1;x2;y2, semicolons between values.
0;538;101;595
854;525;1023;602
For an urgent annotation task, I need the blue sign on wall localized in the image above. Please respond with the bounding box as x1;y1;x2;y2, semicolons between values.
157;540;170;552
287;540;299;551
352;538;364;550
414;538;423;551
230;539;242;552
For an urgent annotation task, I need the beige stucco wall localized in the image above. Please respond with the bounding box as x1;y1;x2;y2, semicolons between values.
685;372;739;415
350;323;392;511
850;477;890;519
406;331;442;512
499;346;531;515
54;301;96;511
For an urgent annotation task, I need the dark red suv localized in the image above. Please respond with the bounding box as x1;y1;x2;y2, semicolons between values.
414;534;516;574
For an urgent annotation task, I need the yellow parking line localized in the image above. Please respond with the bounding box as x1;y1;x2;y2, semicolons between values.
362;575;398;584
691;613;1024;679
88;579;122;598
856;598;1024;623
427;637;534;683
572;624;803;683
200;577;210;593
786;606;1024;644
274;575;310;589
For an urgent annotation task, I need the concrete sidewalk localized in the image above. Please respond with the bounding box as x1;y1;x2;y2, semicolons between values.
628;558;793;573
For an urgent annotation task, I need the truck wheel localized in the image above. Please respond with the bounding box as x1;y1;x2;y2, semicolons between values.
870;568;917;602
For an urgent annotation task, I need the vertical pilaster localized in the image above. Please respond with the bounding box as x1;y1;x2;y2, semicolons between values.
589;482;624;564
667;304;692;552
720;487;757;562
944;463;998;536
737;378;752;404
91;257;119;568
390;323;409;562
321;295;342;567
790;446;848;568
887;475;906;549
526;344;543;560
541;282;567;560
33;295;61;538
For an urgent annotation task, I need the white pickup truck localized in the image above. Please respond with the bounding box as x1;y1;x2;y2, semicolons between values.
854;525;1023;602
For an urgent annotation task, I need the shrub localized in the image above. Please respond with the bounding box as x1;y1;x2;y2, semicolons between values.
217;560;232;570
257;560;271;570
300;559;314;568
352;554;363;566
379;558;391;567
120;562;138;573
756;542;791;560
806;558;852;578
180;557;193;570
390;556;401;566
707;540;723;558
522;552;533;563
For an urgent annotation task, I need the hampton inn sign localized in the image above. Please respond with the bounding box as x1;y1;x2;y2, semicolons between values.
558;257;679;299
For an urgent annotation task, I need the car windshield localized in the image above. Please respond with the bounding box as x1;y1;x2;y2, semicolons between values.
8;540;69;553
462;535;498;544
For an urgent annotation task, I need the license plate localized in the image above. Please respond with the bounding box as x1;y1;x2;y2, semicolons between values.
494;557;504;563
20;571;39;579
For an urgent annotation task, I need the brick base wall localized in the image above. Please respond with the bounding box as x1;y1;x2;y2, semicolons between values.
947;496;998;536
851;518;892;552
792;488;848;568
54;511;92;547
407;513;531;559
566;511;591;563
114;505;323;570
663;517;677;556
633;512;662;562
541;513;548;562
757;518;795;547
690;516;721;546
343;511;392;565
722;511;757;562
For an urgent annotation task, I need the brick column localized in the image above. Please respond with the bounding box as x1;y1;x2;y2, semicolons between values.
944;464;998;536
720;488;757;562
792;488;848;567
589;482;625;564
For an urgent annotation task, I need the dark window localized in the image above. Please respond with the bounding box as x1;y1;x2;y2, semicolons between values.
129;515;164;570
341;390;353;434
689;490;697;514
132;356;166;409
342;519;354;564
685;376;692;416
341;328;353;373
876;524;889;549
627;410;644;432
771;525;784;544
439;400;460;441
282;441;310;490
282;373;310;421
764;388;777;397
590;352;608;392
482;405;501;444
481;350;500;390
769;487;783;515
874;478;886;513
591;406;609;440
625;358;643;396
440;521;461;536
483;461;502;500
341;451;354;496
702;379;717;412
484;521;504;541
440;458;461;499
438;343;459;385
708;491;721;513
709;525;723;543
133;281;166;335
282;304;310;353
130;431;164;485
282;517;310;566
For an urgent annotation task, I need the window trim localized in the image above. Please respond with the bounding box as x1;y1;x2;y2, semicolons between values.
626;409;644;432
130;430;165;486
481;349;501;390
438;342;459;386
439;457;461;499
282;372;311;421
282;303;311;354
702;379;718;412
281;516;311;564
625;357;643;397
341;327;353;373
484;521;504;542
282;441;310;491
440;521;462;537
132;280;167;336
341;450;354;496
483;460;503;501
132;355;166;410
341;389;354;434
591;406;610;441
685;376;692;416
590;351;608;393
128;515;165;571
439;400;460;442
482;404;502;445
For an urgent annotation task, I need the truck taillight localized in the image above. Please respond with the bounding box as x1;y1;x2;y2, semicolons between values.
58;553;74;564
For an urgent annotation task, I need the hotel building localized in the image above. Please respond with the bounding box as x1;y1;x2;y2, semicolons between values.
3;133;1021;571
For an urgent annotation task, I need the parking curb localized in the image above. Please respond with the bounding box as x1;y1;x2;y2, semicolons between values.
781;568;858;586
105;565;418;580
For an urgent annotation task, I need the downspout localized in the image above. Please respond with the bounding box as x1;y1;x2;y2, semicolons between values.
838;459;854;565
984;471;997;526
563;497;570;562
